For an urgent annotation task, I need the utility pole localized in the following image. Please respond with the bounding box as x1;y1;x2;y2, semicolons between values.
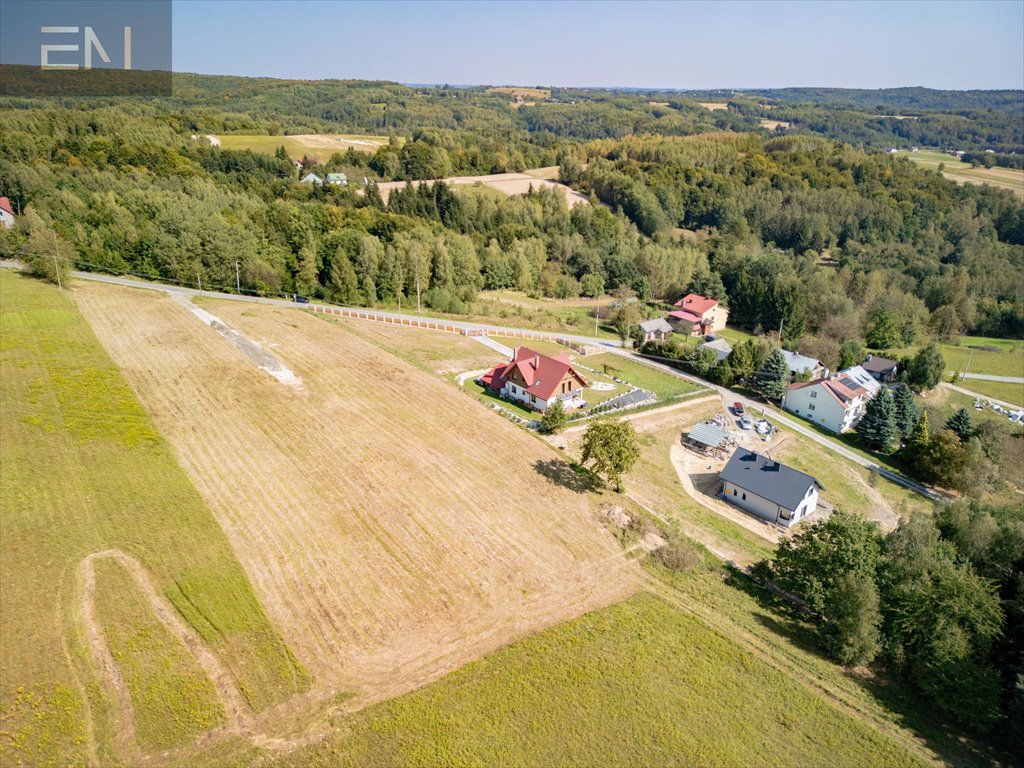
235;261;241;293
778;316;785;345
416;277;421;313
51;231;62;290
961;348;974;384
197;271;202;292
594;305;599;336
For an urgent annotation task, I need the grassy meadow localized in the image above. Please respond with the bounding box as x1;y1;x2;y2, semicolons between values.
217;133;388;160
0;272;309;765
898;150;1024;198
267;592;928;768
586;353;704;400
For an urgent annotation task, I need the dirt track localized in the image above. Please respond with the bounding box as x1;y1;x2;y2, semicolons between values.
74;283;640;725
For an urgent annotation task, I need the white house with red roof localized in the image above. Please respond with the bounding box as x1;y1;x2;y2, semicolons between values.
782;365;881;433
0;197;15;229
667;293;728;336
479;347;588;412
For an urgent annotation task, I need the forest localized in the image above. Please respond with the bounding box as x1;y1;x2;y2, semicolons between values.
0;76;1022;360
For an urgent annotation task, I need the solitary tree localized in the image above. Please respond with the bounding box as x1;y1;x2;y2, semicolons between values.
891;382;920;440
756;348;790;403
856;388;897;451
610;302;644;344
825;572;882;666
580;419;640;492
902;410;930;470
905;343;946;392
944;407;974;443
539;400;568;435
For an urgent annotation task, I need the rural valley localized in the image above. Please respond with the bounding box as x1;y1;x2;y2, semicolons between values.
1;2;1023;767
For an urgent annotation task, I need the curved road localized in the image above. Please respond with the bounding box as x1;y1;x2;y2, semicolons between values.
3;260;945;501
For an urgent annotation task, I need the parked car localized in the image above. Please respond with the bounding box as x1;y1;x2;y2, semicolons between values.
733;402;745;416
740;415;754;430
292;294;309;304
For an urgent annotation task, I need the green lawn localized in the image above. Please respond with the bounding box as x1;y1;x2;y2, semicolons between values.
0;272;309;766
217;133;388;159
899;150;1024;198
586;353;704;401
266;592;927;768
953;378;1023;407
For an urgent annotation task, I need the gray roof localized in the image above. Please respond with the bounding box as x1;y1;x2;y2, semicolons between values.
699;337;733;362
781;349;822;374
687;422;732;448
638;318;673;334
720;448;823;511
862;354;898;373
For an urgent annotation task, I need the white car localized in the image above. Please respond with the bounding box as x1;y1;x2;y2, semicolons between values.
740;415;754;430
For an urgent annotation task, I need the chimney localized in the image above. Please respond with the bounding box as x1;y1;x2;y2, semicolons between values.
534;354;540;369
866;354;873;362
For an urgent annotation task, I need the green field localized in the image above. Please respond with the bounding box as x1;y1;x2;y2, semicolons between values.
586;353;704;401
0;272;309;765
898;150;1024;198
217;133;389;160
267;592;927;768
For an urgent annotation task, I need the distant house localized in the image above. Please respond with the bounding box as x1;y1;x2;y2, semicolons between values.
698;337;733;363
299;172;323;185
326;173;348;186
781;349;828;380
720;448;823;527
861;354;899;382
782;365;880;433
667;293;729;336
479;347;588;413
0;197;14;229
636;318;673;343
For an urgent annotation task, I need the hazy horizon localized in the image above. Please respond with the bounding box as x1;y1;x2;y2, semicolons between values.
172;0;1024;91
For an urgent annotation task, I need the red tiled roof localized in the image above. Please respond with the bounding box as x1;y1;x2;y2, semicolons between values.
673;293;717;316
788;377;847;408
668;309;702;324
480;347;587;402
0;197;12;216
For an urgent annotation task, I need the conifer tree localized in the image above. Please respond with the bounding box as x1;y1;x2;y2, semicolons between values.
944;407;974;443
892;382;920;439
902;410;929;469
856;388;897;451
757;349;789;403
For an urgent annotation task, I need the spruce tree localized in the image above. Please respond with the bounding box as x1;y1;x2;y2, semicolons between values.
856;388;897;451
944;408;974;443
902;410;929;471
539;400;568;435
757;349;789;403
892;382;920;439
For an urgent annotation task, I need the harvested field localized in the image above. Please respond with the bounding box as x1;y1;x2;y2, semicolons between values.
374;172;589;208
698;102;729;111
74;283;640;705
760;118;790;130
216;133;389;159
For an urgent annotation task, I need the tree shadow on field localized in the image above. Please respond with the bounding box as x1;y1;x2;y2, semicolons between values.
533;458;600;495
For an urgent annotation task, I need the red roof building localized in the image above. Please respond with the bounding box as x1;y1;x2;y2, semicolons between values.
667;293;729;336
0;197;14;228
479;347;588;412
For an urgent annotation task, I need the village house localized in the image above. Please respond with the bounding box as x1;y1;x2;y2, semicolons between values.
667;293;729;337
861;354;899;382
782;365;880;433
299;172;323;185
720;448;823;527
479;347;588;413
326;173;348;186
698;337;733;363
781;349;829;380
0;196;15;229
635;318;673;343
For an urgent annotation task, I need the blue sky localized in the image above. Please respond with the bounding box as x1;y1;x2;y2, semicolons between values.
173;0;1024;89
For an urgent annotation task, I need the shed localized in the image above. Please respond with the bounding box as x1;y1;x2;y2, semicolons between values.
685;422;733;457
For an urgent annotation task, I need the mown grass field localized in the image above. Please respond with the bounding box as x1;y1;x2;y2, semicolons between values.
266;592;928;768
0;272;309;766
898;150;1024;198
217;133;388;159
586;352;704;400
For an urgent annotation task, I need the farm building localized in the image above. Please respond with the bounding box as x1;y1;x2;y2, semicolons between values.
667;293;729;336
326;173;348;186
635;318;674;343
0;196;14;228
720;448;823;527
782;365;880;433
479;347;588;413
684;422;734;458
861;354;899;382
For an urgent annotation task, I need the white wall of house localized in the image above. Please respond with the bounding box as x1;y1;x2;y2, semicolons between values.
722;480;818;527
784;384;850;433
706;306;728;333
0;210;13;228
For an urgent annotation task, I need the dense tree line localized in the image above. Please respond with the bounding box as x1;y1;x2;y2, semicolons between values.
763;505;1023;744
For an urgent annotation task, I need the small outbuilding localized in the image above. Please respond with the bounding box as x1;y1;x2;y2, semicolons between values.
861;354;899;382
326;173;348;186
720;447;823;527
685;422;733;458
636;317;674;343
0;196;15;229
299;172;324;185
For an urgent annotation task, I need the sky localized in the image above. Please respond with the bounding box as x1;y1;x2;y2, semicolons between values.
172;0;1024;90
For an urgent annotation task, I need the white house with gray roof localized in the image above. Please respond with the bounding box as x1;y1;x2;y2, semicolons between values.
781;349;828;380
635;317;673;343
720;448;823;527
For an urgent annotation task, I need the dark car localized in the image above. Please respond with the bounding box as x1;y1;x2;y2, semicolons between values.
292;294;309;304
733;402;745;416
